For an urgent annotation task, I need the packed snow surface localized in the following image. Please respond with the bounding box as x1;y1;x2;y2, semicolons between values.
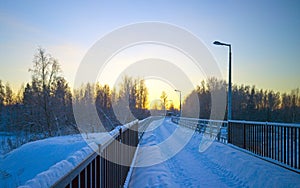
129;118;300;187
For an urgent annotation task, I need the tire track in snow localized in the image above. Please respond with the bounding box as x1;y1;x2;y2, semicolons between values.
164;119;249;187
198;153;249;188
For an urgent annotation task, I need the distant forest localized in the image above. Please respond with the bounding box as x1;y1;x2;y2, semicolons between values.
182;78;300;123
0;47;299;152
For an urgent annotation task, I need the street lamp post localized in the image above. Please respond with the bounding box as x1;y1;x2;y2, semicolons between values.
174;89;182;116
213;41;232;121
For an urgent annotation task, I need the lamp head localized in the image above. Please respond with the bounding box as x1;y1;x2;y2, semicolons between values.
213;41;231;47
213;41;223;45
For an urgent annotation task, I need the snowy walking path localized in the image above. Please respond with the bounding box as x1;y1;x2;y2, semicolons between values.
129;118;300;187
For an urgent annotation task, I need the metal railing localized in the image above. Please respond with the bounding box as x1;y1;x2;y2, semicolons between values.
171;116;228;143
50;116;300;187
137;116;162;140
228;120;300;171
171;116;300;172
52;120;139;188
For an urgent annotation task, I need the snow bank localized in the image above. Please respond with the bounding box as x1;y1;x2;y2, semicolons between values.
0;135;88;187
0;133;105;188
19;143;97;188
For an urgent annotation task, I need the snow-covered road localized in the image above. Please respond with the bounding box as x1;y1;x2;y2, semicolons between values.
129;118;300;187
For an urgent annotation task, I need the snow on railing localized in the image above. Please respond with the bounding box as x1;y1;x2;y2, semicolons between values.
19;143;98;188
50;119;140;188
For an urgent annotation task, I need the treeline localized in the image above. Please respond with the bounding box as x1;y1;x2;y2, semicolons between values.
73;77;150;133
0;48;150;143
182;78;300;123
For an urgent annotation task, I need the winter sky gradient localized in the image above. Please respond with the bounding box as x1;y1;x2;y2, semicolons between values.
1;0;300;99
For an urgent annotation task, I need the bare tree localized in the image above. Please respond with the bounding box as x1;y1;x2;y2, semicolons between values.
137;79;149;109
160;91;168;112
0;80;4;107
0;80;5;128
5;82;13;105
291;88;299;122
114;76;135;123
28;47;61;136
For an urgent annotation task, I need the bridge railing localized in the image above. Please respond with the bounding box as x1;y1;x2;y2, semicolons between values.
137;116;157;140
171;116;300;171
52;120;139;188
171;116;228;143
228;120;300;171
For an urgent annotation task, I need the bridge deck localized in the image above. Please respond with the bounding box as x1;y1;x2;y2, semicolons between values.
128;118;300;187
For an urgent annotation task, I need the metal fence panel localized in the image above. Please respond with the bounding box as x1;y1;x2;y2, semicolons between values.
228;120;300;171
52;120;139;188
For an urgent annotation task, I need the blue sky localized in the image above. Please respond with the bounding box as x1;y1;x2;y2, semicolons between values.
0;0;300;96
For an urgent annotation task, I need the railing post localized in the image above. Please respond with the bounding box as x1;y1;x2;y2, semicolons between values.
243;122;246;149
298;127;300;169
291;127;294;168
228;121;231;144
287;127;290;166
